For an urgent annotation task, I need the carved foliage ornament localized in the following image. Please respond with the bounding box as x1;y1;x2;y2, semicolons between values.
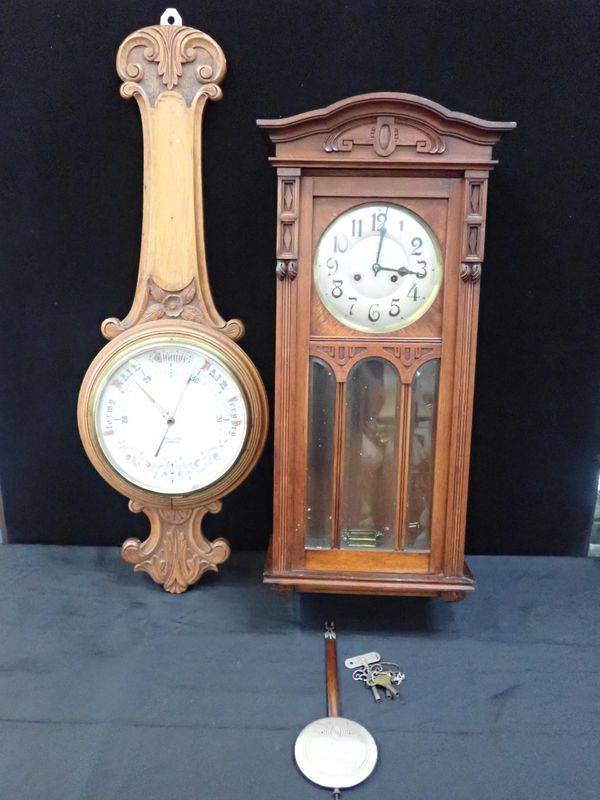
324;115;446;157
123;502;230;594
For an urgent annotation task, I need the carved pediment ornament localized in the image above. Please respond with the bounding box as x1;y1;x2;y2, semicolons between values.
324;115;446;157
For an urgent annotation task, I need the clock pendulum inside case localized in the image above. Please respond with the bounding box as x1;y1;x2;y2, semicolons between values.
78;8;268;593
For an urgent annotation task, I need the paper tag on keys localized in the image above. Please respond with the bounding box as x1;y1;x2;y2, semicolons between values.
344;651;381;669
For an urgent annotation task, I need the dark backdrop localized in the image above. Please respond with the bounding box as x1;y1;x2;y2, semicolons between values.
1;0;599;554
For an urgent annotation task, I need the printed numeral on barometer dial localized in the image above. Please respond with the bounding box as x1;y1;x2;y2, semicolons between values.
95;343;248;495
314;203;443;332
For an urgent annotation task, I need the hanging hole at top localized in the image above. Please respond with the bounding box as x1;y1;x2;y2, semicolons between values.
160;8;182;26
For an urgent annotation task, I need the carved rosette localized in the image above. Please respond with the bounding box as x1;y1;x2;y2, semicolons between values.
117;23;226;107
122;501;230;593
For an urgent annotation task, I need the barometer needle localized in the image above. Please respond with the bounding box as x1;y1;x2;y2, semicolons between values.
154;370;197;458
131;378;171;419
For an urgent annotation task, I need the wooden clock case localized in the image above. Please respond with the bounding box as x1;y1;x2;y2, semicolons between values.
259;93;514;600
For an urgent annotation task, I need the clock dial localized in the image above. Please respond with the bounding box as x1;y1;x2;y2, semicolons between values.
314;203;443;332
94;340;248;495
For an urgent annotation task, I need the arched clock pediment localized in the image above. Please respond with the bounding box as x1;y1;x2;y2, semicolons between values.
258;92;516;168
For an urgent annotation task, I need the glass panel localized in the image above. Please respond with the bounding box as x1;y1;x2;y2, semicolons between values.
588;473;600;557
340;358;400;550
306;358;336;548
405;359;440;551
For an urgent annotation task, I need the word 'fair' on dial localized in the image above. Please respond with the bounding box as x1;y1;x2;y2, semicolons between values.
314;203;443;332
95;342;248;495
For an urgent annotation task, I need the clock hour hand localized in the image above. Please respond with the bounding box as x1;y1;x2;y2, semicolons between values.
373;265;421;278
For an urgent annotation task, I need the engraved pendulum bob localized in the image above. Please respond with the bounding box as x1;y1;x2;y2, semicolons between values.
294;624;377;797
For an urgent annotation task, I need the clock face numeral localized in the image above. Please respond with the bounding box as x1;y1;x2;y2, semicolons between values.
94;342;248;495
314;203;443;332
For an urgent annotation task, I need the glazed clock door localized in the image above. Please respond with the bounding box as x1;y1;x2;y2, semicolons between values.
291;175;463;577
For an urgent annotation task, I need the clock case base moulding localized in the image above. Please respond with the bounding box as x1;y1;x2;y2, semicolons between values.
77;14;268;593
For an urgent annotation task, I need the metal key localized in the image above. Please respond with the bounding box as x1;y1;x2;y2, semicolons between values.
379;663;406;687
346;652;383;701
367;671;398;699
351;665;382;701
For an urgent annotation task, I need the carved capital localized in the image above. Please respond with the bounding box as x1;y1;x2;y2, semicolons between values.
122;501;230;593
117;21;226;107
460;263;482;283
276;259;298;281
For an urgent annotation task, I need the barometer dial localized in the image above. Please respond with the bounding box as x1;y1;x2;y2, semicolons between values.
94;340;248;495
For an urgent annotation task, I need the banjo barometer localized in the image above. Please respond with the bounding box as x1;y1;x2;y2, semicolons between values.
259;93;514;599
78;9;267;593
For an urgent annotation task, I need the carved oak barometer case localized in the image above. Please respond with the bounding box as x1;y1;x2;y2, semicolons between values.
78;10;267;593
259;94;514;599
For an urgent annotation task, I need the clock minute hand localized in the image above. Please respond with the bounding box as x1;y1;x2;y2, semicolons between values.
372;207;390;273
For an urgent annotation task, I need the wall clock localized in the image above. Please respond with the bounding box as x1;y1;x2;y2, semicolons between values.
258;93;514;599
78;9;268;593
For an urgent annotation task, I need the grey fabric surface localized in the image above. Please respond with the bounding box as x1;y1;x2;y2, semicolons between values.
0;546;598;800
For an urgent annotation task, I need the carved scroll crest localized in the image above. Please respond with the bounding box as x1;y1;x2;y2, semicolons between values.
117;23;226;106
